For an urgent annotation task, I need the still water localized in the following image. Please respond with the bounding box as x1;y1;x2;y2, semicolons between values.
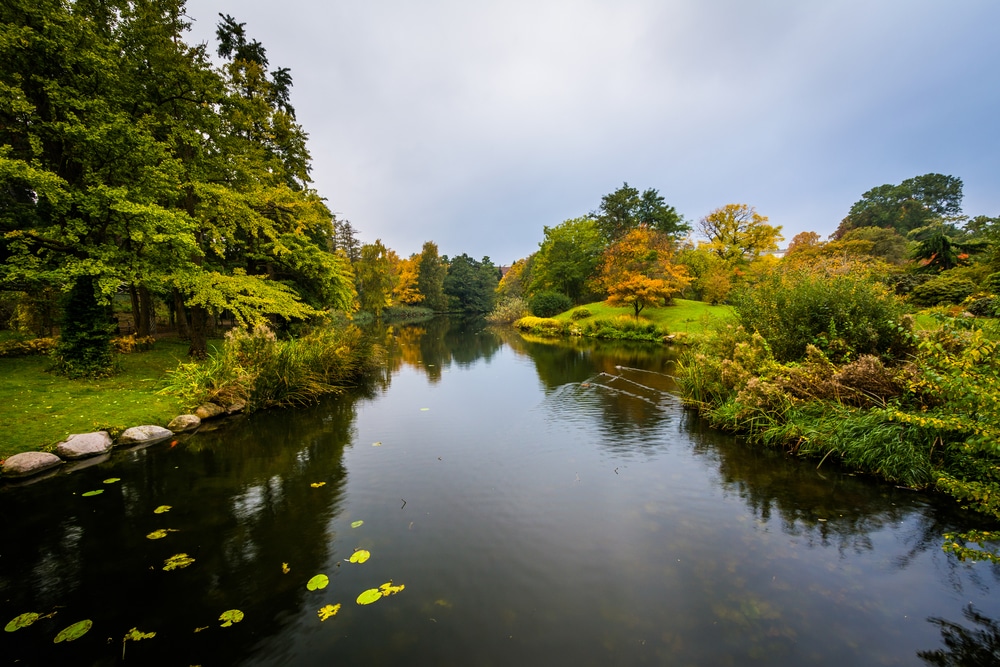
2;317;999;666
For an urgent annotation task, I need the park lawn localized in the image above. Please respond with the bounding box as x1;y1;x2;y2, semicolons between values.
0;338;202;460
553;298;736;334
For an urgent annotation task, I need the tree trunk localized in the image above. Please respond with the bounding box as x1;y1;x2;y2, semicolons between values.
188;304;208;359
173;288;188;339
138;285;153;336
128;283;140;335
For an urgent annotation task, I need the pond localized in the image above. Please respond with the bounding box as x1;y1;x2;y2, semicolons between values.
2;317;999;666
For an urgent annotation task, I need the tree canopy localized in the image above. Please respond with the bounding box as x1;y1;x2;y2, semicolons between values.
835;173;964;238
697;204;783;264
595;183;689;244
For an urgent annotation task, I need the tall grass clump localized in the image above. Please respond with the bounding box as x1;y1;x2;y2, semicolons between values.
579;316;666;342
487;296;530;324
162;324;381;412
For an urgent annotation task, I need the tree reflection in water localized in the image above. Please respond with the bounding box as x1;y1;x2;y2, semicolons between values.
919;604;1000;666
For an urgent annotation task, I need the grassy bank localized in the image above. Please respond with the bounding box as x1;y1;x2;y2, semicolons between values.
0;338;198;459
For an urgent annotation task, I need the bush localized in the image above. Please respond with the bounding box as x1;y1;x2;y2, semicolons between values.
579;316;665;342
162;324;380;412
965;296;998;317
730;269;911;362
529;291;572;318
909;274;977;307
486;297;530;324
569;308;592;320
112;335;155;354
0;337;57;357
512;316;569;337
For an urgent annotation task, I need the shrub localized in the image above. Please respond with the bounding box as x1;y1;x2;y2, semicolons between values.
965;296;998;317
908;274;976;307
512;316;568;337
579;316;665;342
0;337;57;357
112;335;155;354
569;307;592;320
486;297;530;324
730;269;910;362
529;291;572;318
162;324;380;412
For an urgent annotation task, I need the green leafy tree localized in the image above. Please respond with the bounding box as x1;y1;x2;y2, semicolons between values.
355;240;394;318
529;217;603;302
835;173;964;238
595;182;688;244
417;241;448;311
444;254;499;313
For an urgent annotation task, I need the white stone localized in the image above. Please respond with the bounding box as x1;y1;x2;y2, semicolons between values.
2;451;63;478
56;431;113;460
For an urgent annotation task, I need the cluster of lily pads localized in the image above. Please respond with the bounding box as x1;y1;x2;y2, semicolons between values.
4;476;405;655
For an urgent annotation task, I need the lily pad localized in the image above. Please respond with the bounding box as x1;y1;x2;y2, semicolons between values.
349;550;371;564
350;520;364;529
219;609;244;627
163;553;195;571
146;529;178;540
103;478;121;484
81;490;104;497
5;612;40;633
306;574;329;591
153;505;171;514
54;619;92;643
356;588;382;605
317;604;341;621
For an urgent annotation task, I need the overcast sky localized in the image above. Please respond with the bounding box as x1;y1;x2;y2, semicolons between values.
183;1;1000;263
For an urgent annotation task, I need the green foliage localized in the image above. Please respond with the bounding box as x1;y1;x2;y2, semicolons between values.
161;324;379;412
569;308;592;320
595;182;689;244
529;291;572;318
443;254;499;313
529;217;603;302
730;268;911;362
512;316;570;337
908;274;977;307
52;277;118;378
486;297;530;325
578;316;666;342
836;173;964;237
355;240;394;318
416;242;448;311
0;338;57;358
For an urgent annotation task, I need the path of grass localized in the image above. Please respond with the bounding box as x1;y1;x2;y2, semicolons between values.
0;338;205;460
553;299;735;334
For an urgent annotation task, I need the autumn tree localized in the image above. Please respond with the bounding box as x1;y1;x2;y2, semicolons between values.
595;227;691;318
697;204;783;265
595;182;689;244
496;254;535;300
391;251;423;305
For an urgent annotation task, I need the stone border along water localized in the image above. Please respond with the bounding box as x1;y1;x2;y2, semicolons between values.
0;399;246;482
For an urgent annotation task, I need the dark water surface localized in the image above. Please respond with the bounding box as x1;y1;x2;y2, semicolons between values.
2;318;999;666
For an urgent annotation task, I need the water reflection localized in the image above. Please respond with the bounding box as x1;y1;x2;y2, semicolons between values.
0;395;358;666
379;316;502;383
919;605;1000;666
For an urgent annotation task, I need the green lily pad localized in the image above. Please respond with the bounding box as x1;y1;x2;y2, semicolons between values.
5;612;40;633
163;553;195;571
350;520;364;529
153;505;171;514
54;619;92;643
356;588;382;605
306;574;329;591
219;609;244;627
81;490;104;497
103;478;121;484
349;550;370;564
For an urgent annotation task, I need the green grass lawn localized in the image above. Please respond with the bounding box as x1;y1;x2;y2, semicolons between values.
553;298;735;334
0;338;207;460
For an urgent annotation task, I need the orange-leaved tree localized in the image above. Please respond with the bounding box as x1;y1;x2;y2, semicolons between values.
595;227;691;319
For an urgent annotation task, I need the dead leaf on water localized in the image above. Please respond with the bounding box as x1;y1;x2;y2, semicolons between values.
146;529;178;540
351;520;364;528
310;482;326;488
281;562;290;574
153;505;171;514
317;604;341;621
163;553;195;571
219;610;244;627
